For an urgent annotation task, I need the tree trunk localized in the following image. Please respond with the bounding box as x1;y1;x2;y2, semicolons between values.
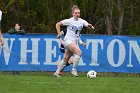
118;0;124;35
105;0;113;35
68;0;73;17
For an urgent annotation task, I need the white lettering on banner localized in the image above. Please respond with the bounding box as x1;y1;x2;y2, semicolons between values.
1;38;15;65
86;39;103;66
1;36;140;70
107;39;126;67
79;58;86;65
43;38;86;65
44;39;62;65
18;38;40;65
127;41;140;67
30;38;40;65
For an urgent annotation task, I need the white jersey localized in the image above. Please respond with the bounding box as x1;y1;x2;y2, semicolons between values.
61;30;83;44
61;17;88;45
0;10;2;21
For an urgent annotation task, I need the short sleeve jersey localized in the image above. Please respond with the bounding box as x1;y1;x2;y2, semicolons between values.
61;17;88;40
0;10;2;21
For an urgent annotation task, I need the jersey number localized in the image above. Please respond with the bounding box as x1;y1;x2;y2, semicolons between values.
75;30;80;36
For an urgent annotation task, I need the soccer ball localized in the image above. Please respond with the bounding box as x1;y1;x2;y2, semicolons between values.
87;70;97;78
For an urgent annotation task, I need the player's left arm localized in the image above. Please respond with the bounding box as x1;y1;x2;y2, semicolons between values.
83;20;95;30
87;24;95;30
78;37;86;46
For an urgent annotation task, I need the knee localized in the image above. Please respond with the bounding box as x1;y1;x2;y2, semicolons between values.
79;51;82;56
76;51;82;57
63;58;69;62
73;54;81;62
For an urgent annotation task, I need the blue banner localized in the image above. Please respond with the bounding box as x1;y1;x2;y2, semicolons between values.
0;34;140;73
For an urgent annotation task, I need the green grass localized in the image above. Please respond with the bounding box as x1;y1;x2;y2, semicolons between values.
0;72;140;93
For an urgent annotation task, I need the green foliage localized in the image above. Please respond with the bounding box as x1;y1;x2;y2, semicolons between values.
126;24;140;35
0;0;140;35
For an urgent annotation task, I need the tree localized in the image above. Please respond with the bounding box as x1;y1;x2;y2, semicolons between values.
104;0;113;35
0;0;140;35
118;0;124;35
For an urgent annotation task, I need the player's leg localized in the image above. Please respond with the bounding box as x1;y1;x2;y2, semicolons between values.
58;44;68;75
58;42;74;75
59;55;74;75
68;55;75;64
66;43;82;77
61;55;75;71
54;50;72;77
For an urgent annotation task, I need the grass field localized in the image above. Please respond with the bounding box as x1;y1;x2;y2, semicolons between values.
0;72;140;93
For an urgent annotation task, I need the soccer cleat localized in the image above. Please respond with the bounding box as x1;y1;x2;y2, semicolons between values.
57;64;63;75
71;70;78;77
53;72;60;78
59;71;63;75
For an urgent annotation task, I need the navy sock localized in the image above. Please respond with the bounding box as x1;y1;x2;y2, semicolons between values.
61;63;71;71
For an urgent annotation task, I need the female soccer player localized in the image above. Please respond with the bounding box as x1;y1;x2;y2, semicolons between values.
0;10;4;46
54;5;94;77
58;29;86;75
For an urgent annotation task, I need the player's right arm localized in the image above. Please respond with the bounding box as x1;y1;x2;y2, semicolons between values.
56;21;63;38
56;19;70;38
0;30;4;46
